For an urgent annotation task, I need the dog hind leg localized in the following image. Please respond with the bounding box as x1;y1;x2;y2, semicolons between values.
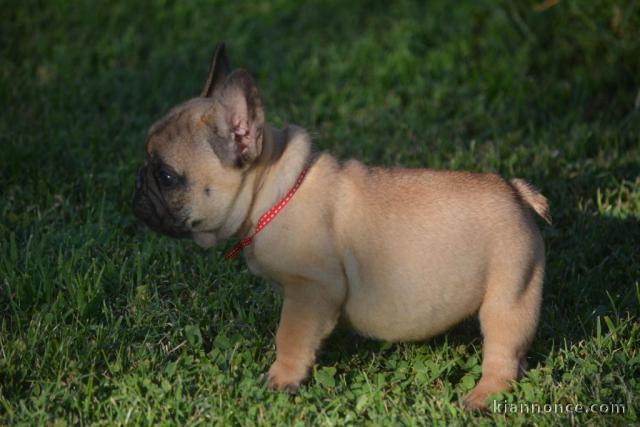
464;259;544;410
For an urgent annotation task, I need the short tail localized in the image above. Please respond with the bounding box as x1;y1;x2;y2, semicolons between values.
510;178;552;224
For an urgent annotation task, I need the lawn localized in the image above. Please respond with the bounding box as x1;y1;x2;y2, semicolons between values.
1;0;639;425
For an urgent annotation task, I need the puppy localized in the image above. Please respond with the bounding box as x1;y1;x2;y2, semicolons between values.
133;43;551;409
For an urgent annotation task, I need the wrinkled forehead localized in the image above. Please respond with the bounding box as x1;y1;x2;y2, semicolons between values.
143;99;220;172
145;98;217;155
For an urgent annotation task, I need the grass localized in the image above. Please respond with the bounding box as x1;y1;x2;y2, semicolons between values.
1;0;639;424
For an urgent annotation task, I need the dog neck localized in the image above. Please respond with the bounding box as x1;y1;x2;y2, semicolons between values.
217;123;312;241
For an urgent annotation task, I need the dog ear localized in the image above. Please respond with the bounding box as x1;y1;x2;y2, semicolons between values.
208;70;265;167
201;43;230;98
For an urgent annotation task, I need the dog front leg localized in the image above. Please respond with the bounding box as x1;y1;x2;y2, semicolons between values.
266;281;341;392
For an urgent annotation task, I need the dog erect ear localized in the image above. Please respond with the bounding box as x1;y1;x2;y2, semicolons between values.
208;70;265;167
201;43;230;98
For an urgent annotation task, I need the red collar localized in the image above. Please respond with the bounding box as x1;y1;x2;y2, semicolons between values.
224;167;309;260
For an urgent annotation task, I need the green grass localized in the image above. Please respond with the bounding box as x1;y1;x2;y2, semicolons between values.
1;0;639;424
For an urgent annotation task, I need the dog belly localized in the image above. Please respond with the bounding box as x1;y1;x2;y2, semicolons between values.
341;250;486;342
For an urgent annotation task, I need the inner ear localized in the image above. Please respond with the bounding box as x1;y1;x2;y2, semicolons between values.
208;70;265;168
201;43;230;98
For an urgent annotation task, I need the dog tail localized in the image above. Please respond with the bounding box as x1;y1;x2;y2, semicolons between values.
510;178;552;224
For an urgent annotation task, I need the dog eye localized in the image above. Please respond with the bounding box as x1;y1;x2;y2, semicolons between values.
157;169;178;188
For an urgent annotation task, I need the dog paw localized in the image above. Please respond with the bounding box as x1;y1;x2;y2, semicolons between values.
264;361;306;394
463;377;510;411
463;387;490;411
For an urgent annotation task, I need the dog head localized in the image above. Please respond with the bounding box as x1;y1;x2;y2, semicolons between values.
132;43;265;248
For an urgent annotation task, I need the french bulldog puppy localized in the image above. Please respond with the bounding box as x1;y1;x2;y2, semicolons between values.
133;43;551;409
